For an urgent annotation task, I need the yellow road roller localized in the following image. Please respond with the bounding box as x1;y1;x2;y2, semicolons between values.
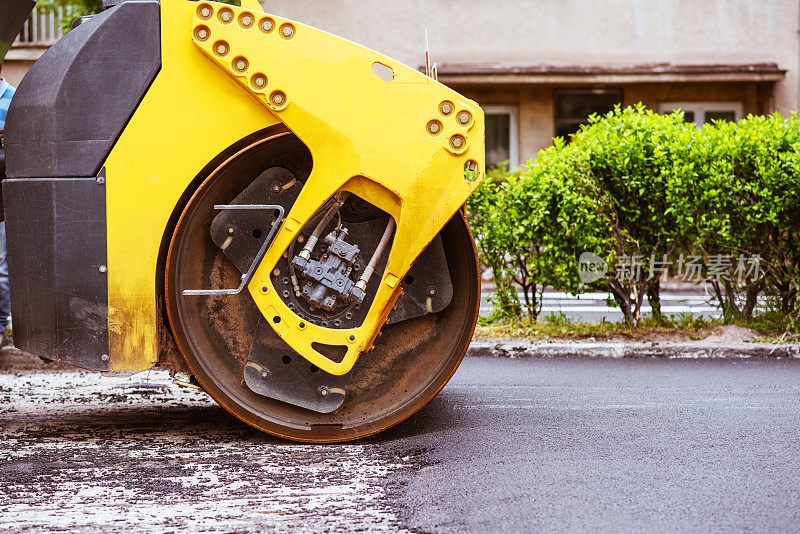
1;0;485;442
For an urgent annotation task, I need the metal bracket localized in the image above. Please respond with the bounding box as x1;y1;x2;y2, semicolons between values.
183;204;284;296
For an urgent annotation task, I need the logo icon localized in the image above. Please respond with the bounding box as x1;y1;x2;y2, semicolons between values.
578;252;607;283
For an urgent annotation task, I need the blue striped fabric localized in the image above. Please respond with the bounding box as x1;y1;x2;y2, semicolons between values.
0;79;15;131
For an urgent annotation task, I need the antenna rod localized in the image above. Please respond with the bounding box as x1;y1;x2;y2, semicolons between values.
424;28;431;77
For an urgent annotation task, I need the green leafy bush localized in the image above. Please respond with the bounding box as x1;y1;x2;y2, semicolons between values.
568;104;695;325
467;142;613;322
468;105;800;332
471;105;693;326
467;166;523;320
677;114;800;319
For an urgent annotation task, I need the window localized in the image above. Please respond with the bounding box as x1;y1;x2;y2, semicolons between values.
658;102;743;126
484;105;518;169
554;89;622;139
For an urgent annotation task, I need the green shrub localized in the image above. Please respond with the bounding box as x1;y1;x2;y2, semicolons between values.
469;105;800;332
566;104;695;326
471;105;693;327
467;166;523;320
467;142;613;322
37;0;103;31
675;114;800;320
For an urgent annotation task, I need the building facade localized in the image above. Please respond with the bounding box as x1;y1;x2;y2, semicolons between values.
6;0;797;168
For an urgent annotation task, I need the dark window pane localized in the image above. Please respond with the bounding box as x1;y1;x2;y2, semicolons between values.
485;113;510;168
555;91;620;119
705;111;736;123
554;90;621;141
555;121;585;139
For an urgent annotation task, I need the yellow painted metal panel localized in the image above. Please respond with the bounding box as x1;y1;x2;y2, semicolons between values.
104;0;281;371
192;2;485;375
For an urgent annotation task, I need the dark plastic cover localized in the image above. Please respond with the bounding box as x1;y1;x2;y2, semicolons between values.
3;176;109;370
4;1;161;178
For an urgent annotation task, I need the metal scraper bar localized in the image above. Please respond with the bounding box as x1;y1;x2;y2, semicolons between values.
183;204;284;296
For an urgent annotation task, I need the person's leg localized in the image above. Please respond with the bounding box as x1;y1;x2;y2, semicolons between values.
0;221;11;336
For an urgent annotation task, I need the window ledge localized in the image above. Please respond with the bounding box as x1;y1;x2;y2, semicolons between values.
431;63;787;85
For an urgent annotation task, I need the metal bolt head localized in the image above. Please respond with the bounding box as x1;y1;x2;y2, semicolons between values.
214;41;229;57
318;386;330;397
240;14;254;28
219;9;233;23
429;288;436;296
281;24;295;38
194;27;209;41
260;370;270;380
427;120;441;135
252;74;267;89
98;265;108;273
227;226;235;234
96;176;105;185
198;5;212;19
457;111;472;125
260;18;274;33
270;91;286;106
450;135;465;150
234;58;248;72
440;101;454;116
101;353;110;362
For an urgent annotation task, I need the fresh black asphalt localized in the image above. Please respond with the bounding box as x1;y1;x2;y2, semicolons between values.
379;357;800;532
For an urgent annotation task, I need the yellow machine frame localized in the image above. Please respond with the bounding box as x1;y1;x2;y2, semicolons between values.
104;0;484;374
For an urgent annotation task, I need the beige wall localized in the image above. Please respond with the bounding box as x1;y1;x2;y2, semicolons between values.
260;0;799;113
453;86;551;164
1;60;33;87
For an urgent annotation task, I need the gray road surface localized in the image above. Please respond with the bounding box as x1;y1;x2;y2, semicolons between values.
2;357;799;532
480;288;725;322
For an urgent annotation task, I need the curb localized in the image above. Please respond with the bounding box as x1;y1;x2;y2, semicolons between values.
467;340;800;360
5;340;800;374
